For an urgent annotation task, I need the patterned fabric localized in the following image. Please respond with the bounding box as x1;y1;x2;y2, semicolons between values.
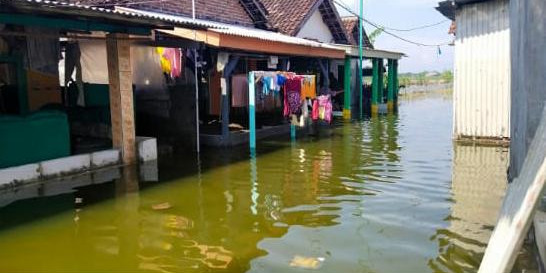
283;77;303;116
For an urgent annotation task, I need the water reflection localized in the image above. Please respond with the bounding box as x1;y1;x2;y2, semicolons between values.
0;95;519;273
429;145;508;273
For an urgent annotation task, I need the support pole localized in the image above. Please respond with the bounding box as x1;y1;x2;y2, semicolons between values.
192;0;200;153
394;59;399;108
358;0;364;118
290;124;296;141
221;76;229;141
221;56;239;144
387;59;395;112
371;58;380;115
248;71;256;150
106;33;136;164
343;55;351;119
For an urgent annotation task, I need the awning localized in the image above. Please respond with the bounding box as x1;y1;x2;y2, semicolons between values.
118;7;346;59
336;44;405;60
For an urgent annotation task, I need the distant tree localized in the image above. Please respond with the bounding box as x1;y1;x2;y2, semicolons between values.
417;72;427;85
368;28;384;45
441;70;453;83
399;76;411;88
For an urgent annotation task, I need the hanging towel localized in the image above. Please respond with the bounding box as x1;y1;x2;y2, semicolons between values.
312;99;319;121
283;77;303;116
301;75;316;100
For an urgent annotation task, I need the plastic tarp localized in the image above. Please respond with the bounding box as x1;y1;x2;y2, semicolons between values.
79;40;167;98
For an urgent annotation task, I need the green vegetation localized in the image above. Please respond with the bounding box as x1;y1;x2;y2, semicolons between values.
399;70;453;86
368;28;384;45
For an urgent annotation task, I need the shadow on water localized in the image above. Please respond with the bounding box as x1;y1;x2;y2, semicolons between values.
0;94;524;273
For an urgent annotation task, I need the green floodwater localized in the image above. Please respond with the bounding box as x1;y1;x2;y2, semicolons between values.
0;94;521;273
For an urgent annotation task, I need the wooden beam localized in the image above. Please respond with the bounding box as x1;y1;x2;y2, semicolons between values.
219;34;345;59
106;33;136;164
160;27;345;59
0;13;150;35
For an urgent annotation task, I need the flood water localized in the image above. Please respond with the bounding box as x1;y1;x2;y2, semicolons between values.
0;94;517;273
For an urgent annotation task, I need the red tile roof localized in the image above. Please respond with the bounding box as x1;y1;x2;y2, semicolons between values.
341;16;373;48
259;0;317;36
71;0;255;27
259;0;348;44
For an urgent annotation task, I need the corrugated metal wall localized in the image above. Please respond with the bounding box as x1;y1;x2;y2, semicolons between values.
453;0;511;139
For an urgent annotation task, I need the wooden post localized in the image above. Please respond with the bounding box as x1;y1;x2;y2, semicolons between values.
371;58;380;115
248;72;256;150
343;56;351;119
387;59;395;112
220;57;239;144
106;33;136;164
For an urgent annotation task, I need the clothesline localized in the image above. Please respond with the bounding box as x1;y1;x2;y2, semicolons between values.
247;70;333;150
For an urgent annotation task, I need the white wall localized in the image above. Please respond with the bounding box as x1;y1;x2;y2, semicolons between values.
453;0;511;139
296;9;334;43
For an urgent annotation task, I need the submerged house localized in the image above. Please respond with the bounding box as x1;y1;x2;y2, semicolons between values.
0;0;404;185
0;0;227;184
436;0;511;143
75;0;403;139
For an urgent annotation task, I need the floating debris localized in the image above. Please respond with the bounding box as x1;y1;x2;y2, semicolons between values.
289;255;325;269
152;202;172;210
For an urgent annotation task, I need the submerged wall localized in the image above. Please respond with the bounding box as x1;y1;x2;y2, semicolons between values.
509;0;546;180
453;0;511;140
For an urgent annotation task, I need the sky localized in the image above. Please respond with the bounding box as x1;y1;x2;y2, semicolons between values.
336;0;454;73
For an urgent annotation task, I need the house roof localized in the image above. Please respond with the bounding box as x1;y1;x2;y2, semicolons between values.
123;7;346;58
259;0;348;44
436;0;497;20
70;0;256;27
0;0;223;33
341;16;373;49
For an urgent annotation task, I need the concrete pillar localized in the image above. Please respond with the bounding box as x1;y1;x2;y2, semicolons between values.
106;33;136;164
221;56;240;143
343;56;351;119
371;58;382;115
387;59;397;112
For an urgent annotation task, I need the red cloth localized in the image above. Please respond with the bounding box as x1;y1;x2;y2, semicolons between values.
312;99;319;120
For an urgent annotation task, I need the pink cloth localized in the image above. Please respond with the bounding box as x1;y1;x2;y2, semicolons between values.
313;95;332;123
162;48;181;78
312;99;319;120
231;74;249;107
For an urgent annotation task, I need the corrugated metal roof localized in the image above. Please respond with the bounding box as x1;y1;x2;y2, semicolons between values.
119;6;345;50
5;0;224;29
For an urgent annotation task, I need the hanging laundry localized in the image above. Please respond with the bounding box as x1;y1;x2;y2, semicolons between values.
231;74;249;107
301;75;316;100
283;77;303;117
312;95;333;123
209;70;222;115
156;47;171;74
276;74;286;91
262;76;274;96
158;48;182;78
